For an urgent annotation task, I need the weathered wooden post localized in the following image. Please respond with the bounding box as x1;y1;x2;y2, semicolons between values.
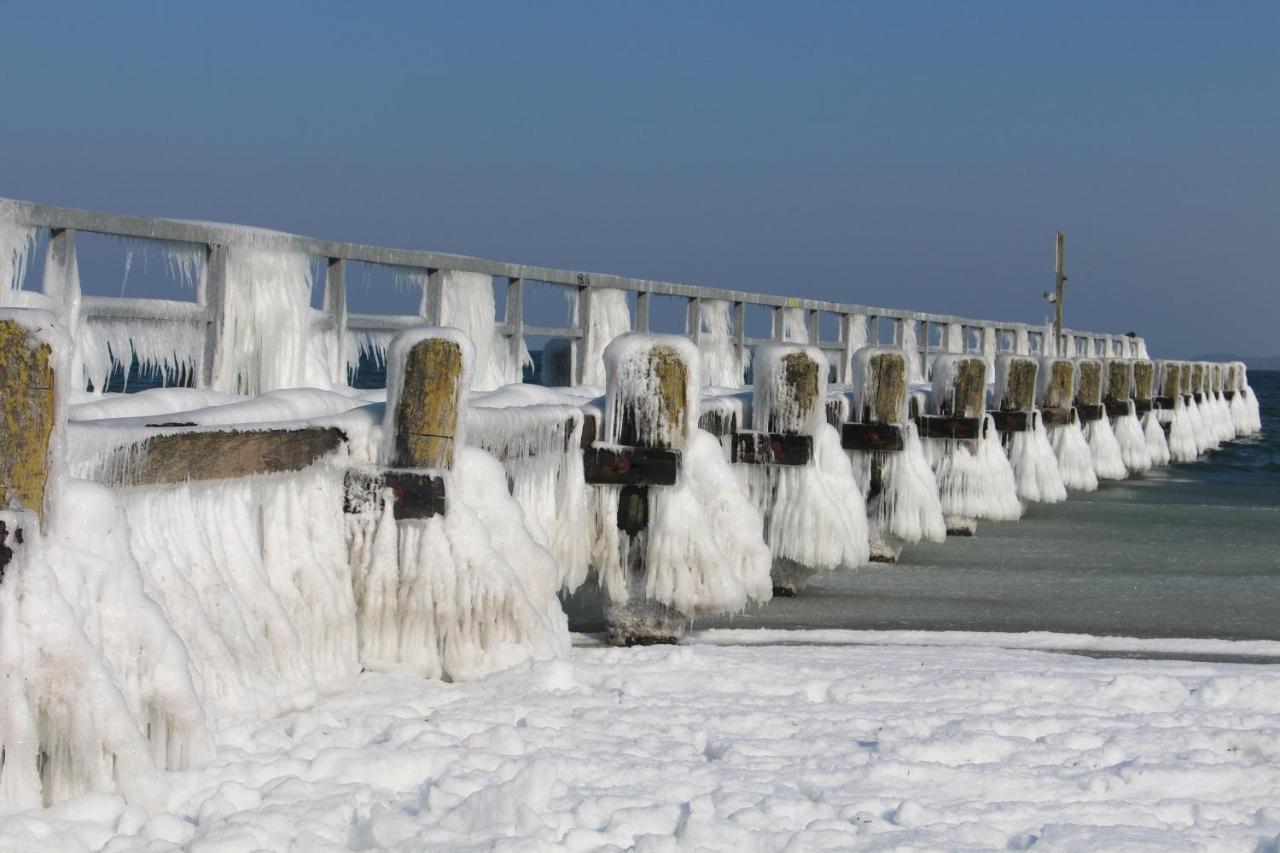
1132;360;1156;415
1036;356;1077;426
1073;358;1104;423
842;347;911;560
922;354;989;535
588;336;689;645
989;353;1038;436
0;316;59;588
1103;359;1134;421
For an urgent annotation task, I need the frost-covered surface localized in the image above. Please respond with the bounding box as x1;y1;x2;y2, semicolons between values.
696;299;746;387
1049;419;1099;492
1084;416;1127;481
5;638;1280;851
1007;415;1068;503
438;271;529;391
580;288;632;387
926;416;1023;522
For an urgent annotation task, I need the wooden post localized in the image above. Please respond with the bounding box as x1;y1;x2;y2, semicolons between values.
635;291;650;333
0;320;56;522
603;340;691;645
1074;359;1104;421
325;258;347;385
506;277;524;376
989;354;1038;434
1054;230;1066;356
391;336;464;470
200;243;228;389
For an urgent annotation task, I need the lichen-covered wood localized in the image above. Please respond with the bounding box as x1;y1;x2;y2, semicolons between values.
865;351;906;424
1158;362;1183;398
105;427;346;487
768;351;820;433
1132;361;1155;402
0;320;55;518
939;357;987;418
1226;363;1242;393
1104;360;1132;402
1179;362;1195;397
1190;363;1206;396
1074;360;1102;407
1210;363;1223;392
999;357;1038;412
393;336;464;469
619;344;689;449
1040;359;1075;410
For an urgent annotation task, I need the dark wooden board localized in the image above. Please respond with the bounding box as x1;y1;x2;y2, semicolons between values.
344;469;446;520
731;431;813;465
584;446;680;486
110;427;347;486
841;422;905;452
914;415;981;440
987;411;1031;433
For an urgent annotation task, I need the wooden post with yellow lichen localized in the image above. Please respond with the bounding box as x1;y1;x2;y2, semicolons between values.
392;335;464;471
1;317;58;581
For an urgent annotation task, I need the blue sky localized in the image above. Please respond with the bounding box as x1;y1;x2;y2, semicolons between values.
2;1;1276;356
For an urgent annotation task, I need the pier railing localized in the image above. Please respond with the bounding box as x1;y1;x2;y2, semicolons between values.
0;196;1146;387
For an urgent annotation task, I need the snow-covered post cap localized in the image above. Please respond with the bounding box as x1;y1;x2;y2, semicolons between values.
0;311;65;523
929;354;987;418
993;353;1038;413
382;327;474;470
751;343;826;435
849;347;908;425
602;333;697;450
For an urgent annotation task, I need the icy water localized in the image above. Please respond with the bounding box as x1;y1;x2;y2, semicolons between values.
571;372;1280;642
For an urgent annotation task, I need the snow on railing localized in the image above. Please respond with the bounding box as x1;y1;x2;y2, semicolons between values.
1;196;1146;394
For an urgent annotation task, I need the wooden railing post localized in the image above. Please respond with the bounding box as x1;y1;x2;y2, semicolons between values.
200;243;228;389
506;277;524;376
0;319;57;524
391;335;464;470
325;258;347;385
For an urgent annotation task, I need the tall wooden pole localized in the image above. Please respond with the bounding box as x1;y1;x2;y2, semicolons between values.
1054;231;1066;355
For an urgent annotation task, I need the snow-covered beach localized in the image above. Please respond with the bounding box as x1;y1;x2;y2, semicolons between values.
3;637;1278;852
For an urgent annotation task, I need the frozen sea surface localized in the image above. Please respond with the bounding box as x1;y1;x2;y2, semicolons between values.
3;640;1278;851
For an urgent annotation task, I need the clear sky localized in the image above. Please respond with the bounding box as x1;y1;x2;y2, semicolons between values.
2;1;1276;357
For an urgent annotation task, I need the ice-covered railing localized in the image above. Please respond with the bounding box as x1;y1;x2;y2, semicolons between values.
1;196;1147;394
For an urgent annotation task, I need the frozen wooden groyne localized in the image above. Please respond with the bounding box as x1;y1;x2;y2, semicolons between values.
0;197;1265;809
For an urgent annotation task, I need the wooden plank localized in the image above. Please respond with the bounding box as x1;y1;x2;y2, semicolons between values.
731;432;813;465
841;422;905;452
1040;407;1076;427
1076;404;1105;422
106;427;347;486
987;410;1031;433
1104;400;1133;419
584;446;680;486
0;320;56;517
392;335;463;469
344;469;446;520
914;415;981;440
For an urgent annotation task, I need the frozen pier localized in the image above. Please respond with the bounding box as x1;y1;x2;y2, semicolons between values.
0;197;1265;808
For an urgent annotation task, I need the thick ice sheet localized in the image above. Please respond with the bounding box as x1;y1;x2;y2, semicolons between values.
4;640;1279;851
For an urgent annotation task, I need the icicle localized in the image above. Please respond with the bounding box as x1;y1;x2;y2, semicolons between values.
697;299;746;387
781;308;810;343
869;421;946;544
1142;410;1171;466
1085;415;1128;480
1112;406;1153;473
438;270;529;391
0;218;38;303
900;320;924;383
1165;399;1199;462
928;416;1023;523
1007;415;1067;502
1050;418;1099;491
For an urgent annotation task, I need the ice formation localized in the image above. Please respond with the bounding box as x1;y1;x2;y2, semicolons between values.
697;299;746;387
1142;409;1172;466
842;314;868;378
0;220;38;303
899;320;924;383
740;345;869;588
1084;415;1128;480
438;270;529;391
1232;363;1263;436
926;415;1024;524
209;247;334;394
570;287;630;387
465;401;592;592
1111;404;1153;474
1006;415;1068;503
780;308;810;344
1164;398;1200;463
1049;418;1099;491
590;334;771;616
